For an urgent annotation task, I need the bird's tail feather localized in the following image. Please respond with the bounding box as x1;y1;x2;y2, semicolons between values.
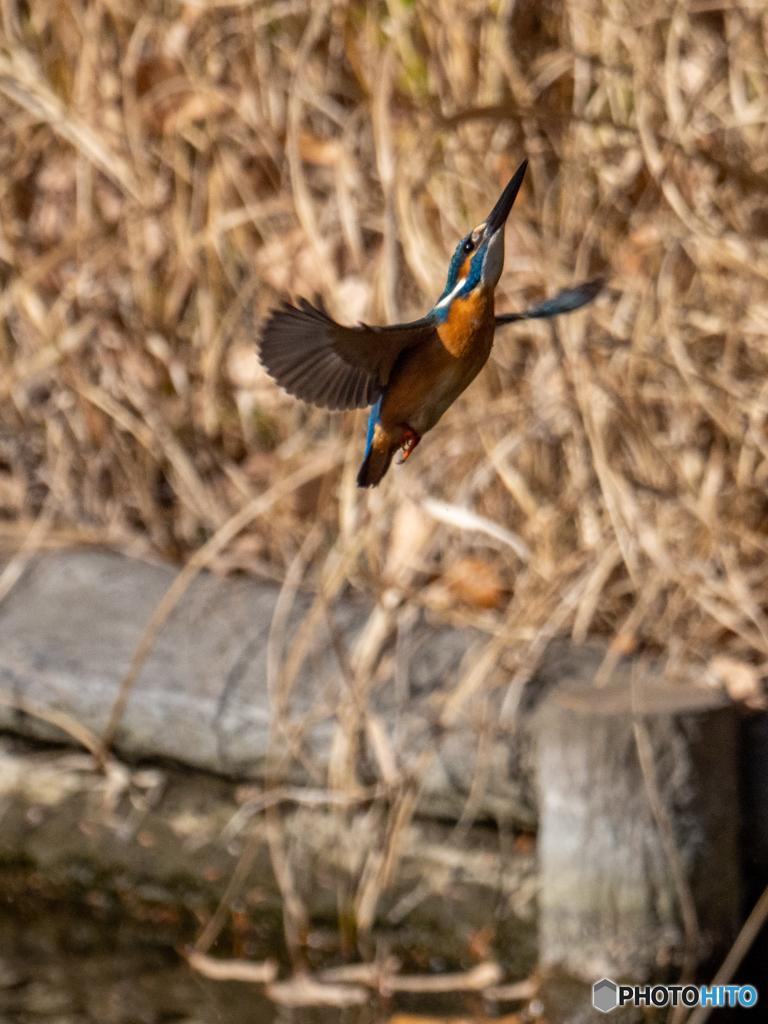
494;278;603;325
356;442;395;488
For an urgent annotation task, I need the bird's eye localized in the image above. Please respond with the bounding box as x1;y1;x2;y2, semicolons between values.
462;239;474;254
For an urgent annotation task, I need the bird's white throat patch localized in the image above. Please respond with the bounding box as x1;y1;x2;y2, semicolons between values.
435;276;468;310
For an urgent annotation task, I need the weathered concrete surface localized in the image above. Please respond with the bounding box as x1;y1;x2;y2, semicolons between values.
0;550;286;773
0;735;538;941
537;681;740;982
0;549;549;824
1;550;742;836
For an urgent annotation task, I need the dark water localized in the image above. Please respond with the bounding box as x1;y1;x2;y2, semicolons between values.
0;907;281;1024
3;891;762;1023
0;900;523;1024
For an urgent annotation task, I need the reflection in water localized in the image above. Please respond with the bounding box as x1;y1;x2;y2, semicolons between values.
0;905;282;1024
0;901;523;1024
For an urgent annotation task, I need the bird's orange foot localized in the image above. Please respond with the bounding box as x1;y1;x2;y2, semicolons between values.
399;427;421;462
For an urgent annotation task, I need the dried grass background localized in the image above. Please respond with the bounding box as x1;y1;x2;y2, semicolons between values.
2;0;768;954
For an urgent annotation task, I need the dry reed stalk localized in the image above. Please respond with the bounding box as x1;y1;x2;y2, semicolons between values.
1;0;768;954
0;478;54;606
380;960;503;994
102;447;343;748
195;782;383;957
0;685;106;764
483;975;539;1003
266;972;368;1007
185;949;278;983
631;664;700;1024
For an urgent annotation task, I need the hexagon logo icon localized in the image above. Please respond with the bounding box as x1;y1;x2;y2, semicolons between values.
593;978;618;1013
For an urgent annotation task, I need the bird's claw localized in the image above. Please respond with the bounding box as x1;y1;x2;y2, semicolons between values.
399;428;420;462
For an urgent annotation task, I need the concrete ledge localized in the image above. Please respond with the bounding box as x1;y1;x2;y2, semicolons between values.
0;548;605;827
0;734;538;941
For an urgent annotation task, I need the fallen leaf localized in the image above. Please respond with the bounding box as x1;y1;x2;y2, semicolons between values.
610;630;638;656
445;557;505;609
164;91;230;131
468;924;495;960
709;656;766;707
513;833;535;855
615;223;664;280
299;131;342;166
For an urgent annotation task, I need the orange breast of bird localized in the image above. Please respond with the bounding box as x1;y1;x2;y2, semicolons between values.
437;286;493;358
380;286;495;436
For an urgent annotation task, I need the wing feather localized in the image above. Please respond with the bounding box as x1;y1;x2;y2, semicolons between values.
259;299;436;411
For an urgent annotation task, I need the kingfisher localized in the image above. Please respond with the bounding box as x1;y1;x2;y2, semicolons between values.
259;159;601;487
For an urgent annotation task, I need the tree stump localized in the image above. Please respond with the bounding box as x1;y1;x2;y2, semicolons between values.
537;677;739;982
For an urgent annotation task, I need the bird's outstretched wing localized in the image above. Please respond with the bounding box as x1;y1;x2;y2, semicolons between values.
259;298;435;410
495;279;603;326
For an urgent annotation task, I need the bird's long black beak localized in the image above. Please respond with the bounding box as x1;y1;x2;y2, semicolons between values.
484;159;528;237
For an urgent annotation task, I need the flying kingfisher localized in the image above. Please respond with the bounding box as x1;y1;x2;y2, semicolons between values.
259;159;601;487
